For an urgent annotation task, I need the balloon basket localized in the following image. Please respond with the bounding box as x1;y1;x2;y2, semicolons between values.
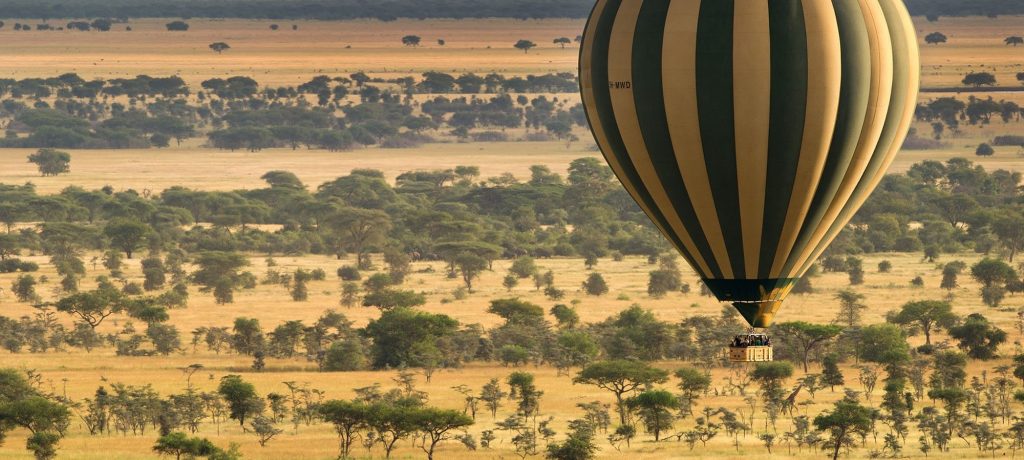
727;333;773;362
728;345;773;363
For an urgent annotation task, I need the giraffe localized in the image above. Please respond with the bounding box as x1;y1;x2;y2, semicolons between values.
782;384;803;416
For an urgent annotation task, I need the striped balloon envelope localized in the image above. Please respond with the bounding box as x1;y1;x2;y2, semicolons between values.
579;0;919;328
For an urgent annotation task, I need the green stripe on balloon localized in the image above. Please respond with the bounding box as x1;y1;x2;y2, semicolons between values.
695;0;746;278
582;0;715;278
783;0;872;277
797;0;918;276
631;0;724;281
759;0;809;278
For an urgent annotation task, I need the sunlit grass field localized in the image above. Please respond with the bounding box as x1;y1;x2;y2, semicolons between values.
0;16;1022;88
1;249;1021;459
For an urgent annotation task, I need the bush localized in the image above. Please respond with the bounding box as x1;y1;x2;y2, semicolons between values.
11;274;37;302
545;286;566;300
901;134;946;150
878;260;892;273
791;276;814;294
310;268;327;281
509;257;537;279
150;133;171;148
239;272;258;289
323;339;367;371
976;143;995;156
166;20;189;31
380;132;433;148
582;273;608;296
821;256;848;272
0;259;38;273
499;344;530;367
122;282;143;295
648;269;681;297
471;131;509;142
982;285;1007;308
522;132;554;142
894;236;924;252
993;135;1024;147
337;265;361;281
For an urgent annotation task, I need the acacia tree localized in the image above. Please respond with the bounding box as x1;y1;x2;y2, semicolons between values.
814;398;876;460
411;407;474;460
773;322;843;372
0;369;71;460
514;40;537;53
1006;36;1024;46
626;390;677;441
574;360;669;425
326;208;391;269
674;367;710;418
152;432;218;459
209;42;230;53
963;72;997;87
834;290;867;327
217;375;263;428
27;149;71;177
103;218;151;259
971;258;1017;308
992;210;1024;263
166;21;189;31
54;288;126;329
948;313;1006;360
750;362;793;430
319;400;368;459
365;403;418;459
925;32;947;44
190;252;249;304
886;300;958;346
822;355;845;391
453;252;488;292
401;35;422;46
480;378;506;418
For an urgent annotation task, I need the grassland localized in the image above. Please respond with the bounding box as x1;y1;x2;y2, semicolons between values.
0;17;1022;88
0;19;584;87
0;249;1018;459
1;14;1024;460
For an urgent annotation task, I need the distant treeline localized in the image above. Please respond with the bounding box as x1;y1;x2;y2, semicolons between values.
2;0;1023;21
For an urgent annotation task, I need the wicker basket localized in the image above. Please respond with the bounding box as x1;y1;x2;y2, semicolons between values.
728;346;773;362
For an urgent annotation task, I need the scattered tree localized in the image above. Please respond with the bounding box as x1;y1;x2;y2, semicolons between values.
963;71;997;87
924;32;947;44
574;360;668;425
27;149;71;177
401;35;422;47
514;40;537;53
886;300;958;346
209;42;230;54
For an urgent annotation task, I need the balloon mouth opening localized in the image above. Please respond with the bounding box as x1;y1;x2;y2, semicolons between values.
730;300;783;328
701;278;798;328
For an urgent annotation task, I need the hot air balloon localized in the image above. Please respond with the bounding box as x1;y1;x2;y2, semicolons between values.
579;0;919;359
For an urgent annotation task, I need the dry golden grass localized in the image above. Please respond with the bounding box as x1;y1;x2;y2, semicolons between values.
915;16;1024;88
0;18;584;87
1;250;1021;459
1;16;1022;89
0;139;599;195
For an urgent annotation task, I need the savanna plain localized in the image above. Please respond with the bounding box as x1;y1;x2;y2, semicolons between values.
0;13;1023;460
